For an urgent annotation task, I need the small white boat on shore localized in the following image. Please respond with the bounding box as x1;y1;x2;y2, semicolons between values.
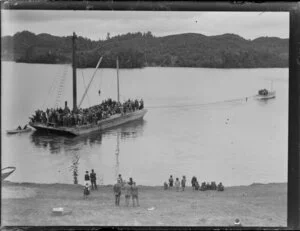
2;167;16;180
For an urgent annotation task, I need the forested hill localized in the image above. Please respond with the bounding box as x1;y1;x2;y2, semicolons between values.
1;31;288;68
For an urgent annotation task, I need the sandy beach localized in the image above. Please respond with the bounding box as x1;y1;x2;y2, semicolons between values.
1;181;286;227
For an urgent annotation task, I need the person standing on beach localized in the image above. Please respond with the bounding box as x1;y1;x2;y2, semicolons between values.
175;178;180;192
169;175;174;188
90;169;97;190
181;176;186;191
113;180;122;206
83;183;90;199
84;171;90;189
191;176;196;191
118;174;124;187
131;182;139;207
124;181;131;206
129;177;133;186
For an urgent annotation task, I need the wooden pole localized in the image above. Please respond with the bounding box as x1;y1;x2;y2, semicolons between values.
72;32;77;112
117;57;120;103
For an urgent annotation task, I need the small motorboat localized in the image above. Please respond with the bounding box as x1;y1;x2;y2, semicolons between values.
6;127;32;134
255;89;276;100
2;167;16;180
255;80;276;100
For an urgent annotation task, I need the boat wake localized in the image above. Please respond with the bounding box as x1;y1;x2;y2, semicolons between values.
147;95;256;110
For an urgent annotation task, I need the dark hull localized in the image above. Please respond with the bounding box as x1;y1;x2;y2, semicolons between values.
29;109;147;136
2;167;16;181
6;128;32;134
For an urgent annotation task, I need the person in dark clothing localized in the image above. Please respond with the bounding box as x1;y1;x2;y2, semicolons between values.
128;177;133;186
64;101;71;114
113;180;122;206
169;175;174;188
181;176;186;191
118;174;124;187
191;176;197;191
90;169;97;190
217;182;224;191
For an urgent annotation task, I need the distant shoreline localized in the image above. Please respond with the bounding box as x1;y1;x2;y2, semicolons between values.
2;31;288;69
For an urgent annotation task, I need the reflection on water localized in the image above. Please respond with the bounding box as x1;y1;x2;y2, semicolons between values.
68;154;80;184
29;119;146;184
256;98;275;107
115;133;120;181
30;131;103;154
30;119;145;154
2;63;288;186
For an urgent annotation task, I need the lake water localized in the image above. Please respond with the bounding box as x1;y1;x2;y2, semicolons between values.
1;62;288;186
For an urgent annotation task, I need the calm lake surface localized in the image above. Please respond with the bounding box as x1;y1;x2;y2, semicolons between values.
2;62;288;186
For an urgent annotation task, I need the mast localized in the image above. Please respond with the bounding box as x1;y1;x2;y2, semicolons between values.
116;57;120;103
72;32;77;112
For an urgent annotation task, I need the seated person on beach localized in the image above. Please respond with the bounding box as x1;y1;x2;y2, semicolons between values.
195;181;200;191
211;181;217;190
164;182;168;190
131;182;139;207
113;180;122;206
175;178;180;192
83;183;90;199
206;182;211;190
217;182;224;191
200;182;206;191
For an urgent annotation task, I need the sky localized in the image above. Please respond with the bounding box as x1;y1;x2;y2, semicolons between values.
1;10;289;40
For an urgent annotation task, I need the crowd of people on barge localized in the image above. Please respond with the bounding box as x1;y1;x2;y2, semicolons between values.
29;98;144;127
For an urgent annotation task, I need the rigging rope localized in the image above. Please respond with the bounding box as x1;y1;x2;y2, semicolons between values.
78;56;103;108
54;65;68;108
81;71;91;107
42;65;67;109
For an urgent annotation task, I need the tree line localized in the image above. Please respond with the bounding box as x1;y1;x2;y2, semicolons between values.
1;31;288;68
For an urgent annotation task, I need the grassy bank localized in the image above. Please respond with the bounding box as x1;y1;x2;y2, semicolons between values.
1;181;287;226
